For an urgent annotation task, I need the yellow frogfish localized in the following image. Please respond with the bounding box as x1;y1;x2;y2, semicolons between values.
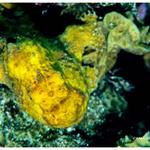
0;12;150;128
0;39;90;128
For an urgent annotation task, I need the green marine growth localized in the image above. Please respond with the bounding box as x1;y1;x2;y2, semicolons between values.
0;12;150;128
118;132;150;147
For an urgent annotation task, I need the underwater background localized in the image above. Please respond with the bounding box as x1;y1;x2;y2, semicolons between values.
0;3;150;147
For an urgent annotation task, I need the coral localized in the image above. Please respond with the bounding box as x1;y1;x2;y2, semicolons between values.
60;3;95;19
140;26;150;44
78;78;128;136
144;52;150;70
136;3;148;22
60;3;137;20
118;132;150;147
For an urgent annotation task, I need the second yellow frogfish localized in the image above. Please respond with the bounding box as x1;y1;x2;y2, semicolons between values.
0;12;150;128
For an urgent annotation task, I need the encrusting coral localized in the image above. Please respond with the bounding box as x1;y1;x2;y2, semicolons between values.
0;11;150;128
117;132;150;147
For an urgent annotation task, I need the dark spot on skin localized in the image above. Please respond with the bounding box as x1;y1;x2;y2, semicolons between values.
36;69;43;82
48;91;54;97
59;97;67;105
50;105;59;112
14;62;18;67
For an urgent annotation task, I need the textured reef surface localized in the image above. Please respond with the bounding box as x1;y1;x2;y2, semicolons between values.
0;3;150;147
